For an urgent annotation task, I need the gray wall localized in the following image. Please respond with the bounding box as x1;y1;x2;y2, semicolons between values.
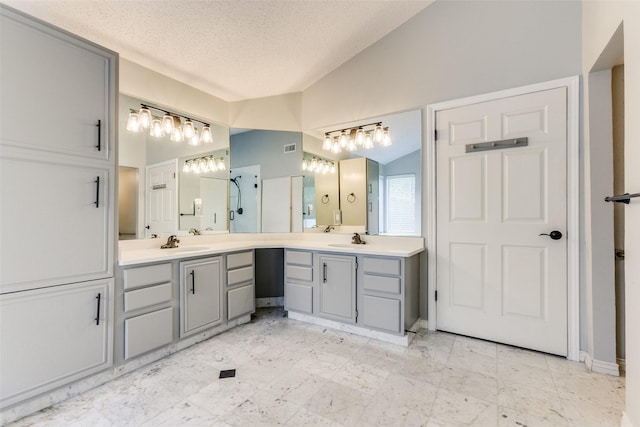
230;130;302;179
302;0;582;327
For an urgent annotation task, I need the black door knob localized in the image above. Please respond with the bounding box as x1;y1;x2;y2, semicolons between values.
539;230;563;240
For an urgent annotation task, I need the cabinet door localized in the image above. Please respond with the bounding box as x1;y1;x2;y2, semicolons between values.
228;284;255;320
180;257;223;337
0;7;114;161
284;282;313;314
0;279;113;409
0;155;113;293
318;254;356;323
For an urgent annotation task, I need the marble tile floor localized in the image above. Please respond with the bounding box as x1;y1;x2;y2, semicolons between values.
8;308;625;427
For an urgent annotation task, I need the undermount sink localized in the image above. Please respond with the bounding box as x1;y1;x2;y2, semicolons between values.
166;246;209;252
327;243;366;248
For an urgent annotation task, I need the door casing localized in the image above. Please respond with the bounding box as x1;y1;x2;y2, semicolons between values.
425;76;581;361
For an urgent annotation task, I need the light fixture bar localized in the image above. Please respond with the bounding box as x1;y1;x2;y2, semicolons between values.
324;122;382;136
139;103;211;128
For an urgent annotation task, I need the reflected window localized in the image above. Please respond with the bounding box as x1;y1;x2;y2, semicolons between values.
385;174;416;235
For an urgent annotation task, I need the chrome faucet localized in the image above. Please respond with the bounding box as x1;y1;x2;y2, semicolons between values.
161;235;180;249
352;233;365;245
188;228;201;235
324;225;335;233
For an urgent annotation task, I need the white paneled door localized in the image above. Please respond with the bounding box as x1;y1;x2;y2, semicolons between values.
436;88;568;356
145;160;178;238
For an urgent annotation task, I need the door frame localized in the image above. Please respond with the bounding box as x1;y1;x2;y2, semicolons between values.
144;158;178;238
425;76;580;361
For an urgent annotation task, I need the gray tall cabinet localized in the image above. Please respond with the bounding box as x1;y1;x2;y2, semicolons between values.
0;5;117;410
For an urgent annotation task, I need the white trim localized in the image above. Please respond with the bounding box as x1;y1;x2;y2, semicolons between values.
584;352;620;376
621;412;635;427
580;350;588;362
617;357;626;374
287;311;415;346
425;76;581;360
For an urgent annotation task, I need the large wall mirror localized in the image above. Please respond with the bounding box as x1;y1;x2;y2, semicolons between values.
303;109;422;236
118;94;230;239
226;110;421;236
229;129;303;233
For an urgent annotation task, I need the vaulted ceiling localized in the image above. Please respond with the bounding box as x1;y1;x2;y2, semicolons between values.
4;1;433;102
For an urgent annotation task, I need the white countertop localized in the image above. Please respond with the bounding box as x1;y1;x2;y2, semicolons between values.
118;233;425;266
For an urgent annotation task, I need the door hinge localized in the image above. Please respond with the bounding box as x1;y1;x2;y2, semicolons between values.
434;130;438;141
355;259;358;271
173;172;176;178
435;290;438;301
355;309;358;322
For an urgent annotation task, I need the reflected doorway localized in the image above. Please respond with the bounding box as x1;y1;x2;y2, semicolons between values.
118;166;138;240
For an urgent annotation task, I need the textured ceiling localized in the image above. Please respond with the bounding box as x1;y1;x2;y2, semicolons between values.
4;0;432;102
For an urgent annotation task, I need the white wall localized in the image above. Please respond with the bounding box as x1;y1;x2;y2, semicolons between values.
229;93;302;131
582;2;640;425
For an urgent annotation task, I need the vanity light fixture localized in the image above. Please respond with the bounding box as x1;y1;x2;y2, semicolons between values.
322;122;391;154
183;155;226;174
125;103;215;146
302;156;336;175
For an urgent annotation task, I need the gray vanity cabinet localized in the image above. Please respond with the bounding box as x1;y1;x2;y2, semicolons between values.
359;255;420;335
122;263;174;360
284;250;314;314
226;251;255;320
180;257;223;337
317;254;357;323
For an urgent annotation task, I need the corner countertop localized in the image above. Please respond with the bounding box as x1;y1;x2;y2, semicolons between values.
118;233;425;266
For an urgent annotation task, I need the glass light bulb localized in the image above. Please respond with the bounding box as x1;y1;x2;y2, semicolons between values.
150;118;164;137
364;131;374;149
201;125;213;143
126;111;140;132
162;114;174;134
382;127;392;146
355;128;365;145
217;159;226;170
347;141;357;152
170;127;183;142
188;129;200;146
373;124;384;143
183;161;191;173
183;120;195;139
339;131;348;147
323;134;332;150
207;157;216;171
199;159;207;173
138;107;152;129
330;163;336;174
302;160;308;171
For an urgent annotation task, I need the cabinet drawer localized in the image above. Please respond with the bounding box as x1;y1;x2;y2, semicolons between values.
286;265;313;282
124;307;174;360
227;251;253;269
362;257;401;276
284;282;313;314
361;295;401;333
124;263;172;290
363;275;401;294
124;282;172;312
286;250;313;266
228;266;253;286
228;284;255;320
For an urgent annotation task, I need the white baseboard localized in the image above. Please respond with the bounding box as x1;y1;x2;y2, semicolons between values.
584;352;620;376
621;412;636;427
